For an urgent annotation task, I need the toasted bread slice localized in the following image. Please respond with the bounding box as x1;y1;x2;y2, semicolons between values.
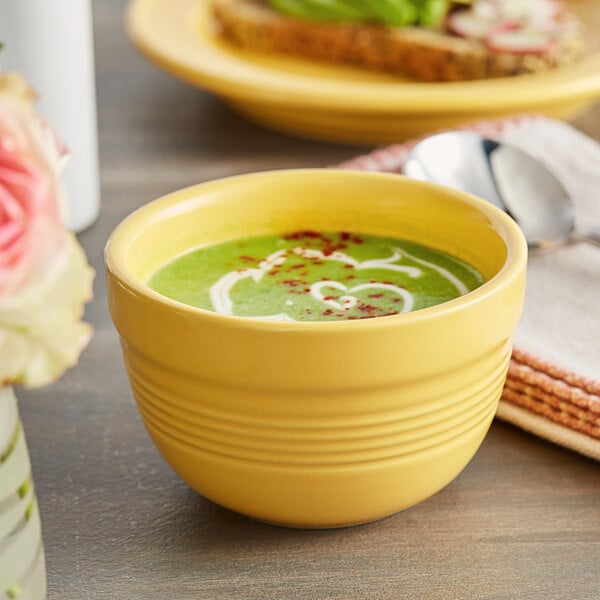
210;0;586;81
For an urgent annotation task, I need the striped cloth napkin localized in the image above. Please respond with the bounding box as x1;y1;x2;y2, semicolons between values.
338;116;600;461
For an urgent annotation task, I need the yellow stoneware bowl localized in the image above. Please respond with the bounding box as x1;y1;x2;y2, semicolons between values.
105;169;527;528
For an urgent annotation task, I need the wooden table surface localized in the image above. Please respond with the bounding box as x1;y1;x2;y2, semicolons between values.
18;1;600;598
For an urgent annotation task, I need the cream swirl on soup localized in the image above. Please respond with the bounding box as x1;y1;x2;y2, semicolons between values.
148;231;484;321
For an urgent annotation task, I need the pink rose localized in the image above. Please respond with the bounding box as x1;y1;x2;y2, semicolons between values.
0;73;94;388
0;73;66;296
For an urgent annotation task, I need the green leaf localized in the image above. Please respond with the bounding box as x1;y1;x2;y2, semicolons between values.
419;0;450;27
269;0;451;27
269;0;368;22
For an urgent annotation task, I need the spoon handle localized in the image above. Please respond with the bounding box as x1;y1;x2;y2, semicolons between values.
578;229;600;248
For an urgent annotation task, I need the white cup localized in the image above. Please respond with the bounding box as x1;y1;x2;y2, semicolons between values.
0;0;100;233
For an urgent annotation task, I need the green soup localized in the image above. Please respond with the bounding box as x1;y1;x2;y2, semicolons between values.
148;231;485;321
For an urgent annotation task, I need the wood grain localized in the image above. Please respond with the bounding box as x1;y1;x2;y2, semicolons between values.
16;1;600;598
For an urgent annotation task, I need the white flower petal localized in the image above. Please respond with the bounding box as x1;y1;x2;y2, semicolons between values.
0;232;94;388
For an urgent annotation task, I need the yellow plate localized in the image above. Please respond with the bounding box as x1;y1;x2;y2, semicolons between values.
126;0;600;145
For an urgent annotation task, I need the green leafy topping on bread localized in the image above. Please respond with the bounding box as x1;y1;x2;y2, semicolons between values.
268;0;453;28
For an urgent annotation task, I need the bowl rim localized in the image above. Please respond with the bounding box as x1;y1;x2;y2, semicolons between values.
104;168;527;332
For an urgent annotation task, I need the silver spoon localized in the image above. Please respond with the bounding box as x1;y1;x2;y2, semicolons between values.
403;130;600;251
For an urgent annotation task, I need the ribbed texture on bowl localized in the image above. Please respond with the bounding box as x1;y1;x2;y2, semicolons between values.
125;345;510;467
